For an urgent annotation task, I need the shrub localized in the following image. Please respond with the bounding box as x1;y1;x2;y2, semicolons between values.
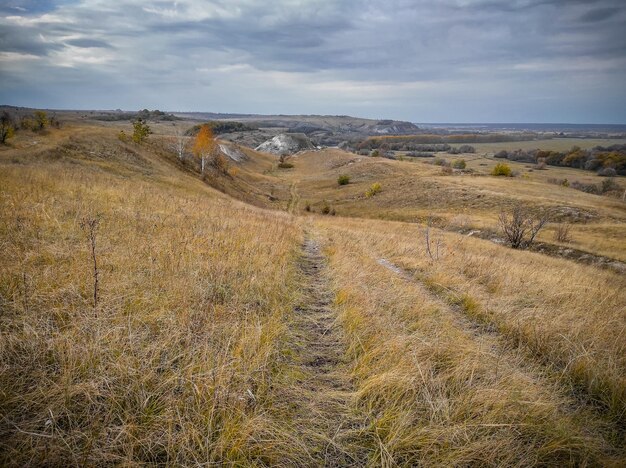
601;177;619;193
213;153;230;175
132;119;151;144
0;111;15;144
554;223;572;243
570;180;598;194
452;159;466;170
365;182;382;197
585;159;602;171
598;167;617;177
337;174;350;185
406;151;434;158
492;163;512;176
321;202;331;215
34;111;48;131
20;116;35;131
441;166;453;175
498;205;550;249
277;162;294;169
371;150;380;157
304;202;311;212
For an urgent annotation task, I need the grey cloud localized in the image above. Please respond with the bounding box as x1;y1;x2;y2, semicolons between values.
579;7;622;22
65;38;112;48
0;0;624;123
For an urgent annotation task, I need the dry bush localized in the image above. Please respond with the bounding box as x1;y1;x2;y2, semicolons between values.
365;182;382;197
554;223;572;243
491;162;512;176
498;205;550;249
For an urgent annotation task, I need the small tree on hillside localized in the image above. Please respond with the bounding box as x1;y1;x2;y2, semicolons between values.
34;111;48;131
170;127;188;161
0;111;15;144
193;124;216;174
132;119;151;144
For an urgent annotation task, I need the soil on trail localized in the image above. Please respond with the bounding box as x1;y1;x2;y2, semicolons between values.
290;236;364;466
288;181;300;215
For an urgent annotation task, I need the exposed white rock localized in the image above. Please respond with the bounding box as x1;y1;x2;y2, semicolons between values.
218;143;246;162
255;133;315;156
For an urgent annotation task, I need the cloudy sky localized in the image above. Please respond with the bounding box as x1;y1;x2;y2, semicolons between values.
1;0;625;123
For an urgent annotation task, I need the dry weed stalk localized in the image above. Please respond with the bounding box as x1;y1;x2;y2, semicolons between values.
81;216;100;310
423;216;443;261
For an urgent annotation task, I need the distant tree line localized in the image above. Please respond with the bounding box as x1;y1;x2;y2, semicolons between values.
95;109;180;122
185;121;257;136
357;133;539;151
495;145;626;175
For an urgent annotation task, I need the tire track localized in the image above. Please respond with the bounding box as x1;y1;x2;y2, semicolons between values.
376;256;625;456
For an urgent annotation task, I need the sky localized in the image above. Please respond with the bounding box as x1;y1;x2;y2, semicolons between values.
1;0;625;123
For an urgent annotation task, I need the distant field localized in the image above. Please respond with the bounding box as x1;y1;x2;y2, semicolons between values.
472;138;626;153
427;152;624;187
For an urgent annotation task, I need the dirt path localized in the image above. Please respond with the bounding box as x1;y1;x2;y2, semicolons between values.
376;256;624;452
288;181;300;215
290;236;363;466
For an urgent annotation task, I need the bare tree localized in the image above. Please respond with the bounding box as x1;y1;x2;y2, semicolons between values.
170;127;188;161
498;205;550;249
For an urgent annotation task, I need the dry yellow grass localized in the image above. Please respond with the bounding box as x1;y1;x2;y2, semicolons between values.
275;148;626;262
0;131;311;465
1;121;625;465
313;221;621;465
316;216;626;431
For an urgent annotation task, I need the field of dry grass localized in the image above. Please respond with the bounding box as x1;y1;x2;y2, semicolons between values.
274;147;626;262
1;120;625;465
470;138;626;154
0;128;314;465
314;220;623;465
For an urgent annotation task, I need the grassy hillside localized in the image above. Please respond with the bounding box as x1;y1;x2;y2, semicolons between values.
273;148;626;262
1;121;625;465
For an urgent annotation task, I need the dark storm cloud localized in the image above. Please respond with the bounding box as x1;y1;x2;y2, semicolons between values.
0;0;625;123
579;7;621;22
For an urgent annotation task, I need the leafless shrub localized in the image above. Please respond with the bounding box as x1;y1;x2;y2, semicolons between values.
554;223;572;243
498;206;550;249
170;128;188;161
